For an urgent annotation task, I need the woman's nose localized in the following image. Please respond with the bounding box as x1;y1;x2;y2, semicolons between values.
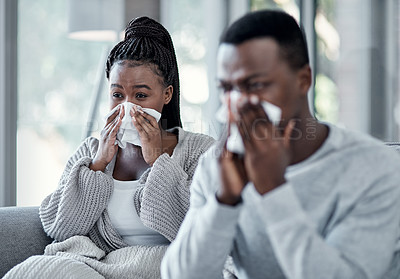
125;98;136;105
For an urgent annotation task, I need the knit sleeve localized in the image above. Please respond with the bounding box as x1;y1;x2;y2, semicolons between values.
135;131;216;241
39;137;114;242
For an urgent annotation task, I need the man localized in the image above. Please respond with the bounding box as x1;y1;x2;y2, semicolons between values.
161;10;400;279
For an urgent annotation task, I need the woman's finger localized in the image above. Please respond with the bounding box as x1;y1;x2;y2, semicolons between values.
103;105;123;135
134;112;154;131
138;109;158;128
131;113;147;132
109;115;122;139
130;107;147;130
132;111;159;137
102;115;118;137
105;105;121;125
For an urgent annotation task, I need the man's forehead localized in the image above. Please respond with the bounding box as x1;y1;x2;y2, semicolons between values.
217;38;280;80
218;37;279;59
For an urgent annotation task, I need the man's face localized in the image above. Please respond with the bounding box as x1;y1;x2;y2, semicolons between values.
217;38;310;126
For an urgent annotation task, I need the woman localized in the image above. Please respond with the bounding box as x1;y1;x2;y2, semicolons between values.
5;16;215;279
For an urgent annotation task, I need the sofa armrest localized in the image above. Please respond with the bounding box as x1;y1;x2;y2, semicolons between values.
0;206;53;278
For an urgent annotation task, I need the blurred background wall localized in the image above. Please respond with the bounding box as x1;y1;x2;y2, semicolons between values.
1;0;399;206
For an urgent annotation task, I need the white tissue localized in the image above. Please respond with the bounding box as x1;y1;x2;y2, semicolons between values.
216;92;282;154
105;102;162;148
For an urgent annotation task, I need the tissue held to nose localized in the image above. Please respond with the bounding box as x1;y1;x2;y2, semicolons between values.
105;102;162;148
215;92;282;154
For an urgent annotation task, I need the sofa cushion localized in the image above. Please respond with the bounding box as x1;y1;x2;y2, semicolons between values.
0;206;53;278
385;142;400;151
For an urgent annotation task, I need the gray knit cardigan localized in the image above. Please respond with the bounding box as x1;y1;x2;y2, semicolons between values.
39;127;215;253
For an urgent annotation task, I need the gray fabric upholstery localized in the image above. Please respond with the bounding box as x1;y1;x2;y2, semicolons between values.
0;143;399;277
0;206;53;278
386;142;400;151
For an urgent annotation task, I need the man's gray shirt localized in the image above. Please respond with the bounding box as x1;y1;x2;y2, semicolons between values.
162;123;400;279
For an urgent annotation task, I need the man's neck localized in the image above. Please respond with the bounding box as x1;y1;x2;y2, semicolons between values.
289;117;329;165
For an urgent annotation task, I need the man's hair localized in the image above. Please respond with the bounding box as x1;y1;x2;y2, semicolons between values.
220;10;309;70
106;16;182;129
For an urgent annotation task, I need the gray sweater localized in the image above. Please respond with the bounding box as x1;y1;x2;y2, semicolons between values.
39;127;215;253
162;124;400;279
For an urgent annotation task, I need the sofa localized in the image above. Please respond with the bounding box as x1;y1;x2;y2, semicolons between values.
1;143;400;278
0;206;53;277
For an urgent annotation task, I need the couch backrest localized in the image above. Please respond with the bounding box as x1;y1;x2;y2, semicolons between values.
0;206;53;278
385;142;400;151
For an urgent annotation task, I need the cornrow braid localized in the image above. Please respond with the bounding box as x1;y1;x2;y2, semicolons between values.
106;16;182;129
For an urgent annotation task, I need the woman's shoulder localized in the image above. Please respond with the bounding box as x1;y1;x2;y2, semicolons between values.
82;136;99;144
172;127;216;150
165;127;216;165
165;127;216;173
73;136;100;157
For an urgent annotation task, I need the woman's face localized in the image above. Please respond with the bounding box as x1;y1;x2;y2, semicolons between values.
108;61;173;112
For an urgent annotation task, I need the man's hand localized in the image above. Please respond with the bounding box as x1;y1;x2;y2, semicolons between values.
236;96;295;195
217;146;248;205
217;93;248;205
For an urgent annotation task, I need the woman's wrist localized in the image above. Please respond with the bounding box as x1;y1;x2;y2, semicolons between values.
89;158;107;172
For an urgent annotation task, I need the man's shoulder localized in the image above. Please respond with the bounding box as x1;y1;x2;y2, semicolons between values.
328;123;400;173
327;123;397;155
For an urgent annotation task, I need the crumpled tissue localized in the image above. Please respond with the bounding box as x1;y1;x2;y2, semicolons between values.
216;92;282;154
105;102;161;148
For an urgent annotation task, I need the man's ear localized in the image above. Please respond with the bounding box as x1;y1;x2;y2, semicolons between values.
164;85;173;104
297;65;312;97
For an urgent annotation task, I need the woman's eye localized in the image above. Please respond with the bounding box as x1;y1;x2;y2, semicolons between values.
136;93;147;99
112;92;123;98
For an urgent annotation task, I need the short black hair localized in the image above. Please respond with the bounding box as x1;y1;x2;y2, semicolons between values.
220;10;309;70
106;16;182;129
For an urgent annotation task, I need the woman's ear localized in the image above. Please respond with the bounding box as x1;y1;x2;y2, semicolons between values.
164;85;173;105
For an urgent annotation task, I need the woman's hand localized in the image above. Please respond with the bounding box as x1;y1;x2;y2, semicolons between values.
90;105;123;172
131;106;163;166
236;96;295;195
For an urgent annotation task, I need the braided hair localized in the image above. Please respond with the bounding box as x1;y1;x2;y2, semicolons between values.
106;16;182;129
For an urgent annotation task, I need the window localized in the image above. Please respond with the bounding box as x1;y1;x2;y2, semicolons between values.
161;0;210;134
251;0;400;141
17;0;110;205
16;0;225;206
251;0;300;20
13;0;400;206
314;0;400;140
